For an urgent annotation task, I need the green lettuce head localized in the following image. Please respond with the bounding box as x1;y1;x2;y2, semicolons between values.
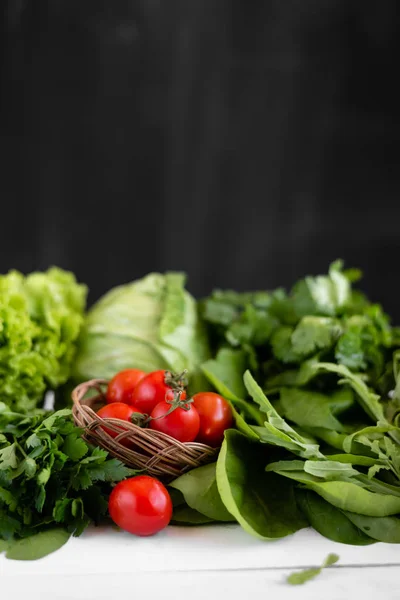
0;267;87;412
73;272;211;392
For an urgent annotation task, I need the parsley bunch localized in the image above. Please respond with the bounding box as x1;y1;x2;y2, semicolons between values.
0;405;134;556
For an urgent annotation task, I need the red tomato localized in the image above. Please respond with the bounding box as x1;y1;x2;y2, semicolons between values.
130;370;186;414
149;401;200;442
192;392;234;447
97;402;141;444
108;476;172;536
106;369;146;405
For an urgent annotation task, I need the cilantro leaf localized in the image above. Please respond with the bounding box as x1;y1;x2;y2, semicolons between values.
291;317;340;358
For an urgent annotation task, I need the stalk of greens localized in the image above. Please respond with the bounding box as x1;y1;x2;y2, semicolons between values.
0;267;87;412
0;404;134;560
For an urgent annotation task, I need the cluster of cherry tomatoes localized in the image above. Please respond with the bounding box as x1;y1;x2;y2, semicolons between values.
97;368;233;447
98;368;234;537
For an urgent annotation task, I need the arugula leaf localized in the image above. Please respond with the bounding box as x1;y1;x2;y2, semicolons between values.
287;553;339;585
244;371;324;459
267;459;359;481
278;471;400;516
313;362;387;424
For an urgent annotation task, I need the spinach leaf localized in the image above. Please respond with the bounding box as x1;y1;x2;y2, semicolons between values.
171;505;216;526
170;463;234;522
216;430;307;540
344;512;400;543
296;489;374;545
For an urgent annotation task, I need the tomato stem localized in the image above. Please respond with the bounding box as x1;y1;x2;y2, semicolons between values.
130;412;149;427
148;370;192;422
164;369;188;391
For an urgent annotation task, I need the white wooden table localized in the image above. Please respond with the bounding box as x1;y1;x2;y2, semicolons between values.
2;525;399;600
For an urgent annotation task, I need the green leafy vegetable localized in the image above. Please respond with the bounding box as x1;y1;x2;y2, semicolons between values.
201;348;264;427
286;553;339;585
244;371;324;459
73;272;210;392
170;463;234;522
5;529;70;561
216;430;307;540
291;316;340;358
0;407;135;556
279;388;345;432
0;267;87;412
283;475;400;517
171;505;216;526
202;348;247;401
296;490;374;545
343;512;400;543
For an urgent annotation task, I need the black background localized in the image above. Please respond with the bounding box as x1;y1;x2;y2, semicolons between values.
1;1;400;319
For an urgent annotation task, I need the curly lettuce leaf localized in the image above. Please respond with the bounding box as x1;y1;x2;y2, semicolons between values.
0;268;87;412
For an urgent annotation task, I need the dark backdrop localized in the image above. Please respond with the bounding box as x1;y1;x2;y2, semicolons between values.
1;1;400;319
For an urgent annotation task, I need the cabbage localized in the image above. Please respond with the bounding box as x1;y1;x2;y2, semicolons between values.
0;267;87;412
73;273;211;392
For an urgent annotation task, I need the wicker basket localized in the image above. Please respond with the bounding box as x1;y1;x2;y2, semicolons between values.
71;379;217;479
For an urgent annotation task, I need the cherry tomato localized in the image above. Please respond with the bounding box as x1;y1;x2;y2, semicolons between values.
108;475;172;536
97;402;141;444
130;370;186;414
192;392;234;447
106;369;146;405
149;401;200;442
